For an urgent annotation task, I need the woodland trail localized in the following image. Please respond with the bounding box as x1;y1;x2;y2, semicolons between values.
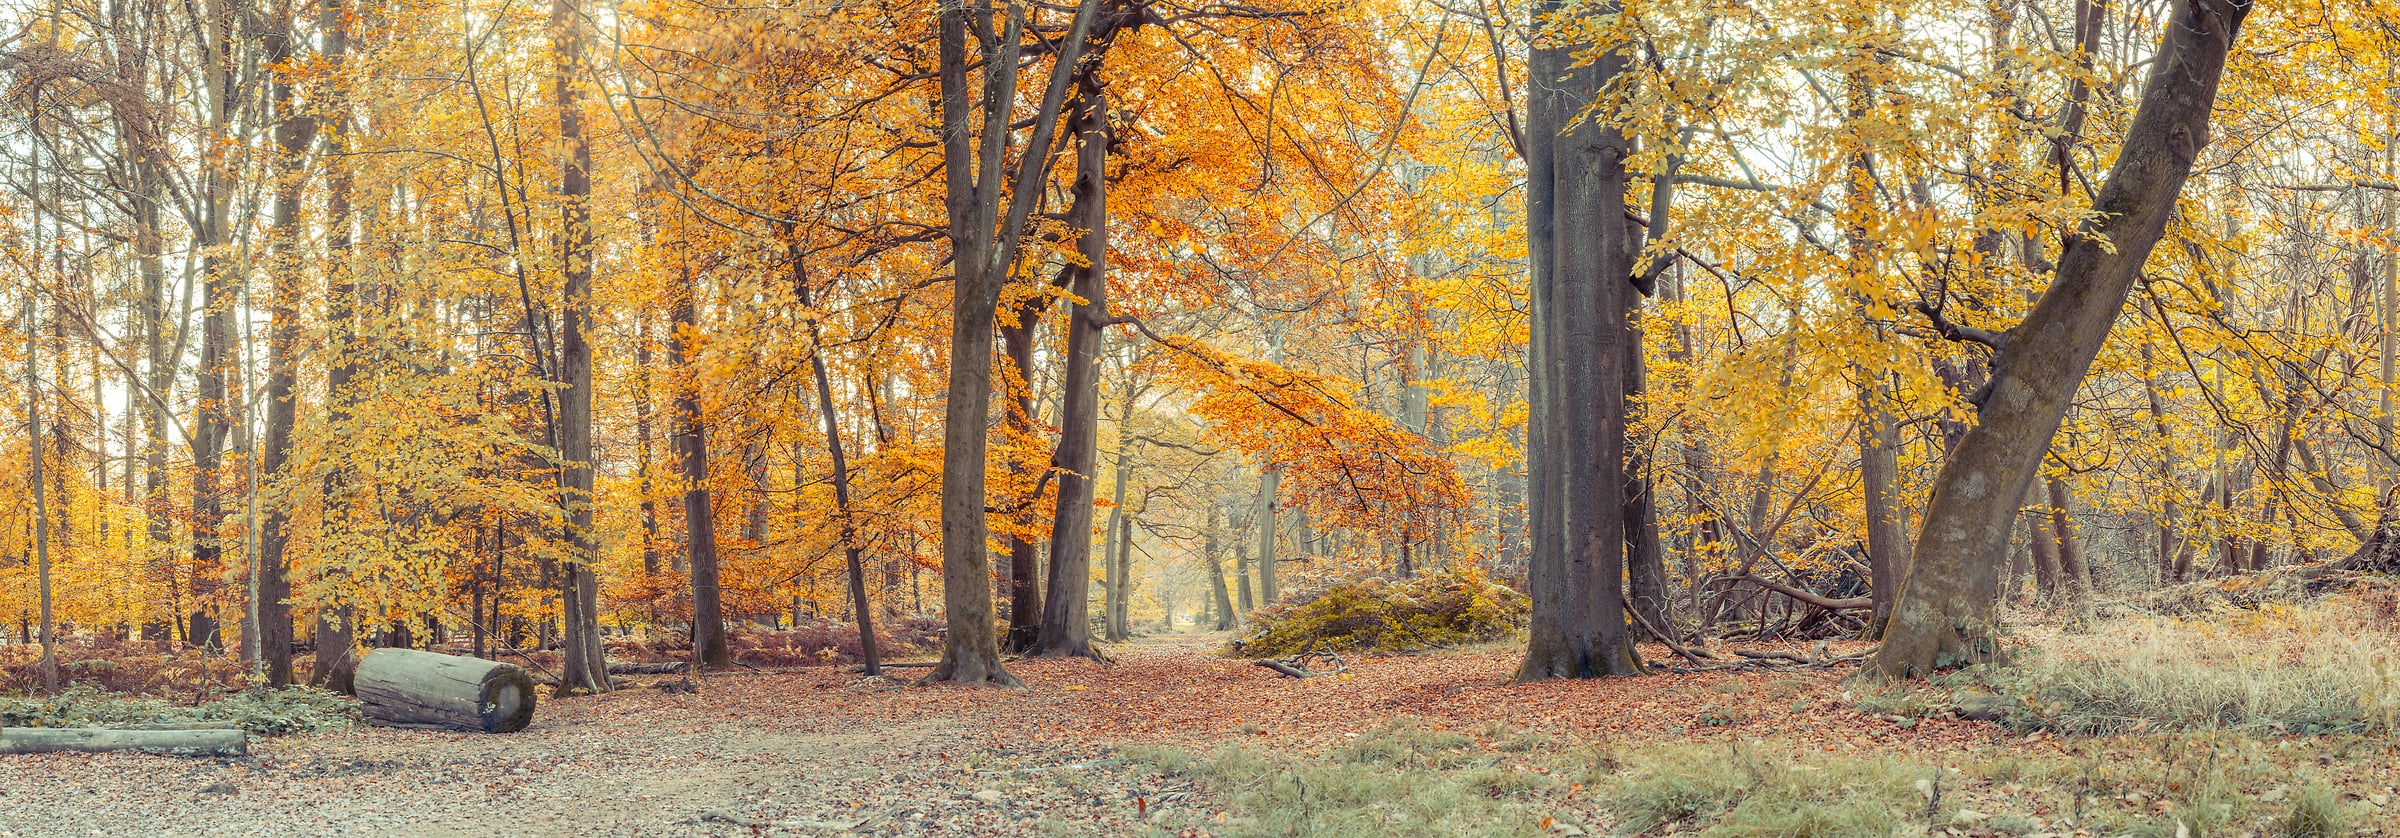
0;633;2004;837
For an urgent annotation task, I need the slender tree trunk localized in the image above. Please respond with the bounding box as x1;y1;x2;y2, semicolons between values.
669;261;730;670
794;244;880;676
998;317;1043;653
1623;331;1670;639
1202;505;1235;630
635;311;660;578
551;0;609;693
2046;477;2096;627
2027;502;2060;604
258;7;319;687
1033;80;1111;659
1871;0;2248;678
311;0;359;693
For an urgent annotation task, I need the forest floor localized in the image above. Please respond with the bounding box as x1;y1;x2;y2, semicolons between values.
3;629;2395;836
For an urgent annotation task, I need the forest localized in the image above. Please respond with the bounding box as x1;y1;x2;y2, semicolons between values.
3;0;2400;834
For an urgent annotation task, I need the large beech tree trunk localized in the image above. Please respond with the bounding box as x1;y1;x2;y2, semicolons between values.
1033;79;1111;659
1871;0;2249;678
355;648;537;734
1518;0;1644;681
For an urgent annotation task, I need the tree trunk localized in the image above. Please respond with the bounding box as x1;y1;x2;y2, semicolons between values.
258;7;319;688
311;0;359;694
998;315;1043;653
635;309;661;578
2026;502;2060;603
926;0;1097;687
1254;464;1280;605
1202;505;1235;630
551;0;609;694
1033;79;1111;659
794;240;880;677
1518;0;1643;681
669;262;730;670
2046;477;2096;627
355;649;537;733
1623;330;1671;640
1871;0;2249;678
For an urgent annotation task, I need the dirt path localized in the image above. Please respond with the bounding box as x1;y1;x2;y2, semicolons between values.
0;633;1996;837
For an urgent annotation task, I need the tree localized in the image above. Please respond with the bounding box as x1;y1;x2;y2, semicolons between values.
1871;0;2252;679
924;0;1100;686
1517;0;1645;680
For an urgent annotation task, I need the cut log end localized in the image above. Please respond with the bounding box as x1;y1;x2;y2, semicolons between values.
356;648;539;734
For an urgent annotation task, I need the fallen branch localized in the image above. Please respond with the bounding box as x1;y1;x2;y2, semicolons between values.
1732;574;1873;611
1255;659;1310;678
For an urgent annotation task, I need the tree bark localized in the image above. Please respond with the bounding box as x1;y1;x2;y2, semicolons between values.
2046;477;2096;627
258;6;320;688
311;0;359;693
1871;0;2249;678
551;0;610;694
669;261;730;670
1033;79;1111;659
1;728;246;757
1202;504;1235;630
355;649;537;734
927;0;1097;686
794;241;881;677
1518;0;1643;681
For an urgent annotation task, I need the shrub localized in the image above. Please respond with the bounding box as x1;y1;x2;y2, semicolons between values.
0;637;250;698
1234;569;1528;658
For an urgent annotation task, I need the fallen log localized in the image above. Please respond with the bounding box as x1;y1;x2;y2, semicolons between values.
0;727;247;757
606;661;689;675
355;648;537;733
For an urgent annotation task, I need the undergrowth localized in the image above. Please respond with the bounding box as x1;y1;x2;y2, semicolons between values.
1860;599;2400;737
1137;722;2377;837
0;684;359;735
1234;570;1527;658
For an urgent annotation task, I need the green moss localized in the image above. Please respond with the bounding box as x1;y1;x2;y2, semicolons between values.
1234;570;1529;658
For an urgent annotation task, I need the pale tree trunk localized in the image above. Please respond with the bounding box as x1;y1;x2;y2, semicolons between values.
25;197;56;694
551;0;609;693
1202;504;1235;630
669;260;730;670
635;309;660;577
1871;0;2249;678
2026;508;2060;604
187;0;239;653
1518;0;1643;680
1033;79;1111;659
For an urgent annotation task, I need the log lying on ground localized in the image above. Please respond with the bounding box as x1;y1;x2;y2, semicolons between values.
0;727;247;756
355;648;537;733
606;660;689;675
